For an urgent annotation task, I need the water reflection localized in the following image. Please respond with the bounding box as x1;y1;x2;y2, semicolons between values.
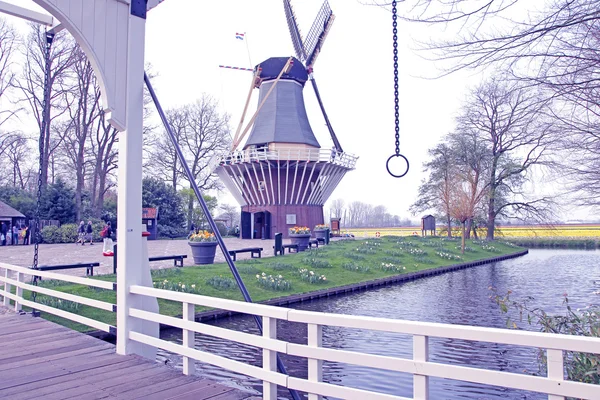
159;249;600;399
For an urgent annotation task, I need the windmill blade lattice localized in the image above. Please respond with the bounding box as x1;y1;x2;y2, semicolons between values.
304;0;334;67
283;0;306;62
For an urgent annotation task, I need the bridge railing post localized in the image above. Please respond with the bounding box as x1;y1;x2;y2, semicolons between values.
413;335;429;400
308;323;323;400
183;302;195;375
263;316;277;400
3;268;11;307
547;349;565;400
14;271;23;312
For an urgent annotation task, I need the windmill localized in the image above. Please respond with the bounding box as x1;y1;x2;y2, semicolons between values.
215;1;357;241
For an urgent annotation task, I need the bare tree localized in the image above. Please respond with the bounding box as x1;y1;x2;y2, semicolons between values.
146;107;186;189
410;142;455;237
56;48;101;221
0;18;18;129
458;78;557;239
15;24;76;188
330;198;345;219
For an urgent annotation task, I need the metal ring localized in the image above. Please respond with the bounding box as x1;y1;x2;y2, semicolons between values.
386;153;409;178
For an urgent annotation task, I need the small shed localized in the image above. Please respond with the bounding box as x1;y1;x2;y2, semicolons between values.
142;207;159;240
421;215;436;237
0;200;25;233
330;218;341;236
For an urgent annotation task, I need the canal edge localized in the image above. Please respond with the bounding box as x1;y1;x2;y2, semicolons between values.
192;249;529;323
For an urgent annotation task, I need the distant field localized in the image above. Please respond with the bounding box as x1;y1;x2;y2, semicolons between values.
345;225;600;238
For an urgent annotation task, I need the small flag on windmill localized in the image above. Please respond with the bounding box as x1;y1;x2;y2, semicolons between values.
235;32;245;40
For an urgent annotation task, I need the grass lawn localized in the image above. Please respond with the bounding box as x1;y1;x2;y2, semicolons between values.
27;236;524;332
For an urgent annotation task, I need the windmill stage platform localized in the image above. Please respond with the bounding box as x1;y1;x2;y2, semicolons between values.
0;311;258;400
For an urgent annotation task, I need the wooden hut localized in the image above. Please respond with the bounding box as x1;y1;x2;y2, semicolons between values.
421;215;436;237
142;207;158;240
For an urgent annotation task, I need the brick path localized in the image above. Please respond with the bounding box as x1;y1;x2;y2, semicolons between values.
0;237;282;277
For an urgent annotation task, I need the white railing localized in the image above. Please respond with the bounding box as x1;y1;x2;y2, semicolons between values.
0;262;116;333
220;147;359;170
128;285;600;400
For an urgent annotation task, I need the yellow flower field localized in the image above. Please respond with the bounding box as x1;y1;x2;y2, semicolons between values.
344;225;600;238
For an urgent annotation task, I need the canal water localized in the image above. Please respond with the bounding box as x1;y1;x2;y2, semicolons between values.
159;249;600;399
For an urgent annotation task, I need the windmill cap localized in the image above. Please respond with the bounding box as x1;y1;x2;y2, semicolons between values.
256;57;308;85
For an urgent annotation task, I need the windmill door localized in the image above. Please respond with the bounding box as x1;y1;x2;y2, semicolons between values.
264;211;271;239
241;211;251;239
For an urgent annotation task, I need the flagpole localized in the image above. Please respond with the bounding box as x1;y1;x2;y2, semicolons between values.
244;31;253;67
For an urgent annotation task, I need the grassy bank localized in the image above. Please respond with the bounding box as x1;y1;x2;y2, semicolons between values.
30;236;524;332
502;237;600;249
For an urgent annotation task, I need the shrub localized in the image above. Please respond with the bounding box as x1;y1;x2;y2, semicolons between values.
158;225;187;239
255;272;291;291
297;268;327;284
206;276;236;290
345;254;365;262
302;257;332;269
41;225;61;244
59;223;79;243
238;265;260;274
436;251;462;261
493;290;600;384
153;279;199;294
378;262;405;273
342;263;370;273
269;262;294;271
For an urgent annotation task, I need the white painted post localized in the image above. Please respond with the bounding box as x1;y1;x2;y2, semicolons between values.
3;269;11;307
14;272;23;312
413;335;429;400
263;316;277;400
547;349;565;400
183;302;195;375
116;3;158;359
308;323;323;400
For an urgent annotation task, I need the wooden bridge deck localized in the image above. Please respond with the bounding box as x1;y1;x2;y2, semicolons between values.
0;312;259;400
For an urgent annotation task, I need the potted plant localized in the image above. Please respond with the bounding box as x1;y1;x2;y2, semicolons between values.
188;230;218;264
289;226;311;252
314;224;329;240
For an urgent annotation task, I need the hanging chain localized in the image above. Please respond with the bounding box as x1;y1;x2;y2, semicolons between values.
31;31;55;303
393;0;400;156
386;0;409;178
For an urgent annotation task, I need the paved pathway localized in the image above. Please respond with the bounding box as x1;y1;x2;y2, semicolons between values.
0;238;281;277
0;310;259;400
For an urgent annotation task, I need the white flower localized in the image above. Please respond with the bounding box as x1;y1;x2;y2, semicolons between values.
191;284;196;289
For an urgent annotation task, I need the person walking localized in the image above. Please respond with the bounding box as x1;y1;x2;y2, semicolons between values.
12;224;18;245
85;220;94;245
23;225;30;245
76;221;85;244
1;222;7;246
102;221;114;256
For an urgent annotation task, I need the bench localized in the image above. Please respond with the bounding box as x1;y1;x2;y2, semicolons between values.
282;244;298;253
36;262;100;277
112;245;188;273
149;255;187;268
228;247;263;261
308;239;319;248
316;237;326;245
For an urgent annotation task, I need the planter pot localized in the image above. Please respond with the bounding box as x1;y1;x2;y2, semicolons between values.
188;241;218;264
289;233;311;252
314;230;328;240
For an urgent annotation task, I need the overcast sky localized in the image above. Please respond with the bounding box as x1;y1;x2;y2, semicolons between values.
9;1;580;222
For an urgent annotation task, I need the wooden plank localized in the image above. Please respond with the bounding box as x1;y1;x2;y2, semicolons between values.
164;383;242;400
0;339;111;366
113;374;198;399
0;341;113;372
142;380;223;400
0;358;147;399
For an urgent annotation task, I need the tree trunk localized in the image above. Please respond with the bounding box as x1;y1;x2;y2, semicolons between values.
461;221;466;254
446;215;452;238
465;218;473;239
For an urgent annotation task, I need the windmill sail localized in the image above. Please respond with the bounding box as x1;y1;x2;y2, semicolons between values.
304;0;335;67
283;0;306;62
